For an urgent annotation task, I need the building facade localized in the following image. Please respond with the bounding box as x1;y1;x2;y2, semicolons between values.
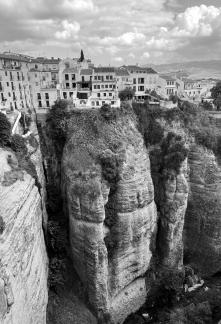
0;53;32;112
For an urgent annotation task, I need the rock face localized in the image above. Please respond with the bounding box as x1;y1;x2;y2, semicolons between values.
184;145;221;276
62;111;158;323
157;159;189;269
0;148;48;323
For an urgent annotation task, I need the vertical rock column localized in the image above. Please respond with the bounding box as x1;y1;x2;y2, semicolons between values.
157;159;189;268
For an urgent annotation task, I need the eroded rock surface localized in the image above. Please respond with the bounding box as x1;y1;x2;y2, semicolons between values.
0;148;48;324
184;145;221;276
62;112;158;323
157;159;189;269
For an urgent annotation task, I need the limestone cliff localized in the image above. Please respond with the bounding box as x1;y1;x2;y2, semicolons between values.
0;124;48;323
184;145;221;276
62;110;158;323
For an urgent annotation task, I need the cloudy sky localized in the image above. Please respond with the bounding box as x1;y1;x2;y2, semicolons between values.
0;0;221;65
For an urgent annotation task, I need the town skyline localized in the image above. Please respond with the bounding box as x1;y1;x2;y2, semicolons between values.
1;0;221;65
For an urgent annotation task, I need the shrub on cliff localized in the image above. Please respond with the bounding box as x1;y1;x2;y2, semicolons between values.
10;134;28;155
0;216;5;234
0;112;11;147
119;88;135;101
100;104;119;121
99;150;120;184
161;132;188;173
47;99;68;142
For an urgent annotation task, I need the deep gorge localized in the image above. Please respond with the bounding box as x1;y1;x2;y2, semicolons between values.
1;102;221;323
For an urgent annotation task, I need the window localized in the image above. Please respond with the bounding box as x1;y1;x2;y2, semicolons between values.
7;82;9;87
138;86;144;91
97;93;100;97
72;83;76;88
105;84;108;88
66;83;70;88
70;92;73;97
110;75;113;80
109;93;112;96
109;84;112;88
102;101;105;105
101;85;104;89
94;85;97;89
82;76;85;82
35;64;38;69
92;101;95;106
37;93;41;100
65;74;69;81
8;92;11;97
98;76;101;80
104;93;106;97
38;101;42;107
113;85;116;89
96;101;99;106
106;75;109;80
72;74;75;80
97;85;100;89
63;92;67;99
133;78;136;84
5;71;7;76
45;93;49;99
17;72;20;80
94;76;97;80
111;101;114;105
46;101;50;107
138;78;144;84
1;93;4;101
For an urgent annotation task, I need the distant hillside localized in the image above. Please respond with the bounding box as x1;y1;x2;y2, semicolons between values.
148;60;221;80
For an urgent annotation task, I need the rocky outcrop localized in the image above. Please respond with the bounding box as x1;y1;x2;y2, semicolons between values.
0;147;48;323
184;145;221;276
157;159;189;269
62;111;158;323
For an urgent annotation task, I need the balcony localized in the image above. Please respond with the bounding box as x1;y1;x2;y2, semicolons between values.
41;83;57;90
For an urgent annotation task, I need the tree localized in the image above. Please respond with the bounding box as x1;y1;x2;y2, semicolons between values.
211;81;221;109
118;88;135;101
214;95;221;111
79;49;85;62
0;112;11;147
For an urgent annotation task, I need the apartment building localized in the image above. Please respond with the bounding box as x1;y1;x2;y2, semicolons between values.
90;67;119;107
183;79;216;100
0;53;32;112
116;68;133;92
122;65;158;100
29;57;60;109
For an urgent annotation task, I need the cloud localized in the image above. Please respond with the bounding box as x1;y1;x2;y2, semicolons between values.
55;20;80;40
142;52;150;59
0;1;221;64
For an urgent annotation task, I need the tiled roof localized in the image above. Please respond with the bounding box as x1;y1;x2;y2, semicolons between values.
160;75;176;82
115;68;130;76
94;67;115;73
123;65;158;74
30;57;60;64
63;67;78;73
0;53;31;62
80;68;93;75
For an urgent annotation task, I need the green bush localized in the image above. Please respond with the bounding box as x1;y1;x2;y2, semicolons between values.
99;150;120;183
26;133;39;149
11;134;28;155
0;216;5;234
161;132;188;173
16;153;41;191
0;112;11;147
100;104;119;121
72;178;100;198
118;88;135;101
